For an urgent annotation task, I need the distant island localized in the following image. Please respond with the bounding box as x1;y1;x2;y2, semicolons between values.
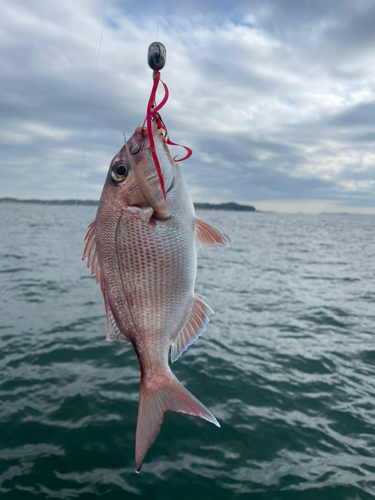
194;202;255;211
0;198;98;206
0;198;257;211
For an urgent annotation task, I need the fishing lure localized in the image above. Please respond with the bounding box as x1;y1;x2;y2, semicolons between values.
145;42;192;200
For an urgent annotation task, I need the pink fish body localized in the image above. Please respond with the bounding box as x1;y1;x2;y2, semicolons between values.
83;123;230;470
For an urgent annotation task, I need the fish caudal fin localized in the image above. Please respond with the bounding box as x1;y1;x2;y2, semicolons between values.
135;370;219;471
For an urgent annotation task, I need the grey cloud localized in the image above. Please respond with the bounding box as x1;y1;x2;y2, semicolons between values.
195;134;302;166
274;102;375;146
323;4;375;53
0;74;140;130
337;165;375;182
328;101;375;128
188;157;375;207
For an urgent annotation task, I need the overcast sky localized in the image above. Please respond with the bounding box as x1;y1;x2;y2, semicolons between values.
1;0;375;213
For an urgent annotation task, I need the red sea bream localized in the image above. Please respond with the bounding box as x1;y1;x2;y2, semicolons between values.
83;122;230;470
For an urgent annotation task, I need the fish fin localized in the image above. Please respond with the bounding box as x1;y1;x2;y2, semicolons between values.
170;294;213;363
103;292;131;343
83;222;130;343
195;218;231;249
136;370;220;471
82;221;103;290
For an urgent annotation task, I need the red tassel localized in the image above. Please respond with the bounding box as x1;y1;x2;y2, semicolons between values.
146;71;166;200
145;72;193;200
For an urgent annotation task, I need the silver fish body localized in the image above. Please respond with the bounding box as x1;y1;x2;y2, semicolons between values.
83;124;230;469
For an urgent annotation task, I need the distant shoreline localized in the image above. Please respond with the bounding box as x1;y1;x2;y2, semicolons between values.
0;198;258;212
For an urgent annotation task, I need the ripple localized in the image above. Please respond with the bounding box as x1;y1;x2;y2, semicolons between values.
1;206;375;498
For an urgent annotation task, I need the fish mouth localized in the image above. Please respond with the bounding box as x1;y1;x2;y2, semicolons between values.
125;124;174;219
126;127;175;194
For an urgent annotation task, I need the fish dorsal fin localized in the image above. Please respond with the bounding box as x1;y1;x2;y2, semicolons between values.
82;221;103;291
170;294;213;363
195;218;231;249
103;292;131;343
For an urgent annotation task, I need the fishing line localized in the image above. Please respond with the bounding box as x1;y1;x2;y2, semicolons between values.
156;7;160;41
75;0;108;205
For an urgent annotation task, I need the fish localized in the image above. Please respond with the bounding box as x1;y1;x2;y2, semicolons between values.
83;121;230;470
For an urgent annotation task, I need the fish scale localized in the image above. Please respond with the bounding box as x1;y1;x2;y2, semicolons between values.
115;213;193;356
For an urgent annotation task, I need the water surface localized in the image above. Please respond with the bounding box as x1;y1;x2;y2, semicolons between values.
1;204;375;499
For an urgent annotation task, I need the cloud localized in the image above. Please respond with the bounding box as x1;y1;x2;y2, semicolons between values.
0;0;374;211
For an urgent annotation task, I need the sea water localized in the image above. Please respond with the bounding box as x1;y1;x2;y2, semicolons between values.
1;203;375;499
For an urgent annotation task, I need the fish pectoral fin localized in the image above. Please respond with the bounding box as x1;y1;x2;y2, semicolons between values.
170;295;213;363
104;292;131;343
83;222;130;343
195;218;231;249
82;221;103;291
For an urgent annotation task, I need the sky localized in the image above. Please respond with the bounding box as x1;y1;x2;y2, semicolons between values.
1;0;375;213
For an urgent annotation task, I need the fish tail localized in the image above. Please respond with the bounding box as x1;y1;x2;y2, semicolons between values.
135;370;219;471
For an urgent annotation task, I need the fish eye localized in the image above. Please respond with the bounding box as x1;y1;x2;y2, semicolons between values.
111;163;128;182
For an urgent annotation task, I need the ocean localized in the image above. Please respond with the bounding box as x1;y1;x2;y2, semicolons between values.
1;203;375;499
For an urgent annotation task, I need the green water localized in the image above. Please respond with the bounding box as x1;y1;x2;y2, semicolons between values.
1;204;375;499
